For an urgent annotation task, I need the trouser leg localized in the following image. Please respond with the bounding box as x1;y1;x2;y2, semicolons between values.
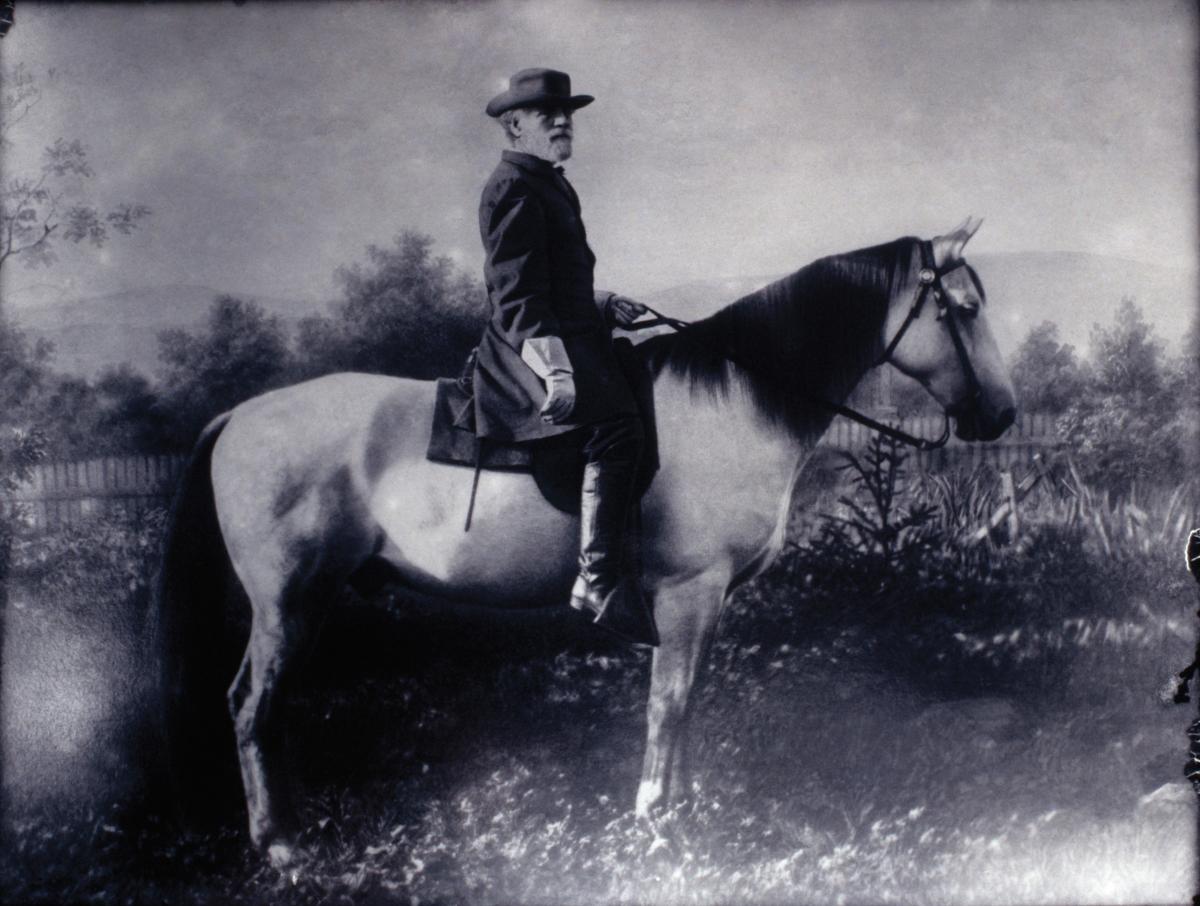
569;414;659;648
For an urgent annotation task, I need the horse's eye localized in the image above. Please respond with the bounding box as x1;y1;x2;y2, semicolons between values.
958;301;980;319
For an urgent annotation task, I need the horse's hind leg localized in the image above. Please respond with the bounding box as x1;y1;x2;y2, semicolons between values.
226;561;344;867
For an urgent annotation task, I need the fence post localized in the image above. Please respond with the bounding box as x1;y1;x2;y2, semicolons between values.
1000;470;1019;540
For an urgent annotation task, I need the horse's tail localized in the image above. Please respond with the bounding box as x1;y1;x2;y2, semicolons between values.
150;410;245;824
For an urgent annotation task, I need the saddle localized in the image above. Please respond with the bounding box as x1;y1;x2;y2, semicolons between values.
426;337;659;517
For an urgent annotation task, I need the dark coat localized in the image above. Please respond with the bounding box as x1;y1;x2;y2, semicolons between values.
473;150;637;442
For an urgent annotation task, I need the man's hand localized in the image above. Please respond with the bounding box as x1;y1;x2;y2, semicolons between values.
540;371;576;423
607;293;648;328
521;336;576;424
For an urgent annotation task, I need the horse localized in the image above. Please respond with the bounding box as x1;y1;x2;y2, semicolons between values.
154;219;1016;868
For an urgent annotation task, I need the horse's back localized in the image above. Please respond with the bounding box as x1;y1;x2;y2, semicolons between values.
211;372;578;608
225;372;432;443
214;372;431;498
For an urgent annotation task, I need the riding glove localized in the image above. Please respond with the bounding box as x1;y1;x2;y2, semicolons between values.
521;336;577;423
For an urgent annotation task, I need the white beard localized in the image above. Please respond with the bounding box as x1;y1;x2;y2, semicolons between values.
518;131;572;163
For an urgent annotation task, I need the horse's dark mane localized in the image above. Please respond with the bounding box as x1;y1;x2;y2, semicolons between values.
639;237;917;436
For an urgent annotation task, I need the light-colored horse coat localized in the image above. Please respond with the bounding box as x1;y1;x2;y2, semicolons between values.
156;222;1015;867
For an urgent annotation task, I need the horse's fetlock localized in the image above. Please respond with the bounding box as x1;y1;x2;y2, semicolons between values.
635;779;664;818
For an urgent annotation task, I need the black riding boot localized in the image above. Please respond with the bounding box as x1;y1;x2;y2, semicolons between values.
570;456;660;648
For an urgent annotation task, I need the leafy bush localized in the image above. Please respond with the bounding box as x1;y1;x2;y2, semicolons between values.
762;435;1196;696
12;507;167;619
801;432;941;591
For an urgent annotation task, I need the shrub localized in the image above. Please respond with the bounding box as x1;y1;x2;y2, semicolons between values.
13;507;167;620
763;435;1196;696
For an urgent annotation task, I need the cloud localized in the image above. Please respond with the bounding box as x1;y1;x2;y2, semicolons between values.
1;0;1193;310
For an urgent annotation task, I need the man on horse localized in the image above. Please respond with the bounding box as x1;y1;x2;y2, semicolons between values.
474;67;659;648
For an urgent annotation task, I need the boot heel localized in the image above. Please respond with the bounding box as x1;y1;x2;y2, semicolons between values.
571;456;660;648
569;576;594;615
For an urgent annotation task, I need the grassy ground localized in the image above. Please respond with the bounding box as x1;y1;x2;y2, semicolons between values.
1;458;1196;905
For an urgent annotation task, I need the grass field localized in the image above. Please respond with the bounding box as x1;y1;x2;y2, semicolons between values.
1;452;1196;905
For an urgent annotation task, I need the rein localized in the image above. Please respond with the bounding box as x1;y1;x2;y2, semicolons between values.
631;240;984;452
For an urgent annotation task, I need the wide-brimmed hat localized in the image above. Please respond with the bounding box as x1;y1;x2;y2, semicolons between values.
486;68;594;118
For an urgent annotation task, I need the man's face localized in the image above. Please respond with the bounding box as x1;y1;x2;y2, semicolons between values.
512;105;574;163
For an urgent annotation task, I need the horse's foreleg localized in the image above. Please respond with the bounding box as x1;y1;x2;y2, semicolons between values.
636;575;727;818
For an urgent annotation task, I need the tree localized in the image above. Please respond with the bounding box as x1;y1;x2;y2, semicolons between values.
1059;298;1185;493
1009;320;1087;414
0;64;150;272
291;312;347;379
293;231;485;380
29;374;97;459
0;313;49;616
1162;305;1200;475
91;365;172;455
1089;297;1164;399
158;296;292;447
0;313;52;474
0;311;52;413
26;364;174;458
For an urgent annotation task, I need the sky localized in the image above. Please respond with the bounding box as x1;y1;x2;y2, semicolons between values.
0;0;1196;310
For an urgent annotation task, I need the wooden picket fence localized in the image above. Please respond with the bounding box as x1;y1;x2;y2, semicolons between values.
822;411;1062;472
3;454;187;533
2;414;1063;533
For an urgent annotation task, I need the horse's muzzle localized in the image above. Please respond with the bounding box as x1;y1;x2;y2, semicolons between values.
951;404;1015;442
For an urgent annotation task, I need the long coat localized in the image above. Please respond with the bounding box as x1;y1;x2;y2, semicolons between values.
473;150;637;442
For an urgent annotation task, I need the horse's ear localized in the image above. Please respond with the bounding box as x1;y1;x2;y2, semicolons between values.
933;216;983;267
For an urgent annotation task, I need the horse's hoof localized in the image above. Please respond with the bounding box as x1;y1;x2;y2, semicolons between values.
639;812;676;856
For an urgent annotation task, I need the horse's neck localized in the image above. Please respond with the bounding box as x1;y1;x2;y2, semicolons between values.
647;311;881;472
715;281;884;437
652;370;817;506
646;372;818;581
727;340;876;448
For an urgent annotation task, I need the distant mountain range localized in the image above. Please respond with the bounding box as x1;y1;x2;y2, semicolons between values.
3;250;1195;379
7;284;326;378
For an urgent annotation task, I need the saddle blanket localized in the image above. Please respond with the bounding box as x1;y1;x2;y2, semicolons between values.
426;338;658;516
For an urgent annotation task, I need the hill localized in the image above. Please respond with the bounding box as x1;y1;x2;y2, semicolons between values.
5;284;325;378
3;250;1193;379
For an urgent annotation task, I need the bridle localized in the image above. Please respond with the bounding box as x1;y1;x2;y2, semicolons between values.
865;239;987;449
633;239;986;451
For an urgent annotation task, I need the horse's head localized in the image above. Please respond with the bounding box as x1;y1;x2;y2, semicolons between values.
880;218;1016;441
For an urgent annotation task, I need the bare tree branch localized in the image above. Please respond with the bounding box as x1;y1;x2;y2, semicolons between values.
0;67;150;275
0;62;43;150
